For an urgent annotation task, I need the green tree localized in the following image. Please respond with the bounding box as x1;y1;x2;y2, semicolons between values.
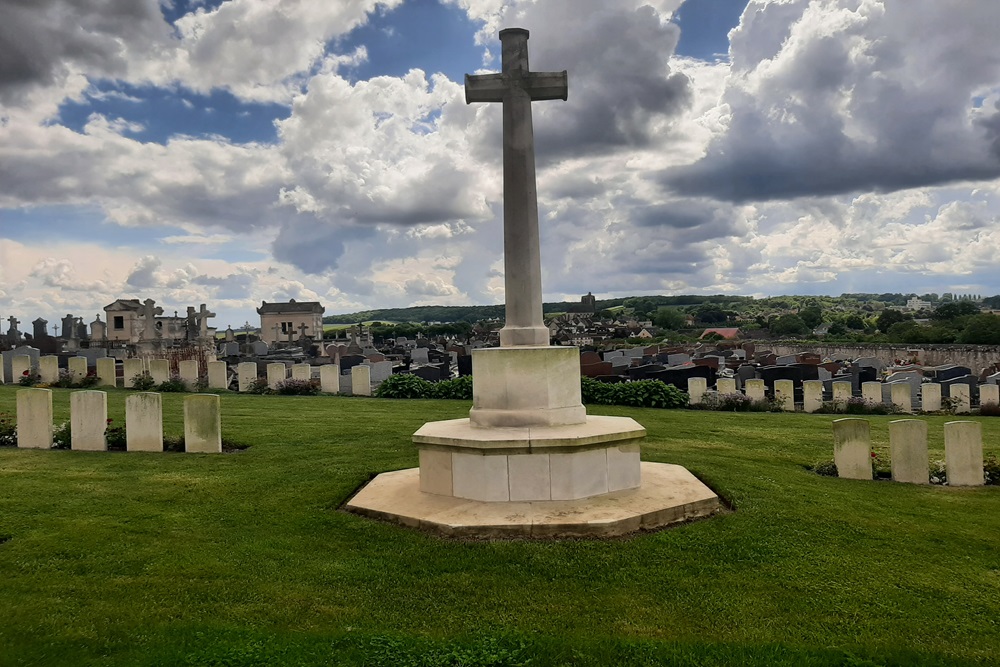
653;307;685;330
958;314;1000;344
844;314;866;330
799;304;823;328
770;314;808;336
933;301;979;321
876;309;910;332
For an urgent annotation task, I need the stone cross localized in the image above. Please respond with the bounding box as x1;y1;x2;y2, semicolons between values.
465;28;567;347
186;306;198;341
7;315;20;336
197;303;216;339
297;322;310;340
142;299;163;340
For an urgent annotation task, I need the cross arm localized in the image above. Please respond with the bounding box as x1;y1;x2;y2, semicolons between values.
465;73;505;104
523;70;568;101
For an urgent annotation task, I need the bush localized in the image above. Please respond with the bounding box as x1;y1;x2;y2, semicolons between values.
978;402;1000;417
18;372;39;387
105;419;127;451
52;422;71;450
693;392;779;413
375;373;433;399
77;373;100;388
157;374;188;393
432;375;474;400
131;372;156;391
274;379;321;395
581;377;618;405
985;455;1000;486
52;369;77;388
812;460;838;477
246;378;272;395
930;459;947;485
817;397;900;415
0;412;16;447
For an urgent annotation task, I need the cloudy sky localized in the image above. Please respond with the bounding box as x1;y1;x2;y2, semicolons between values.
2;0;999;331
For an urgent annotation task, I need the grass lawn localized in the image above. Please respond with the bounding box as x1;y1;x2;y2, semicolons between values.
0;385;998;666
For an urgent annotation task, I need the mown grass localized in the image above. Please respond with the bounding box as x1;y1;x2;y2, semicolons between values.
0;385;998;666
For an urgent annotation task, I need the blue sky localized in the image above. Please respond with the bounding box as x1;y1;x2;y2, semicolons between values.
2;0;1000;330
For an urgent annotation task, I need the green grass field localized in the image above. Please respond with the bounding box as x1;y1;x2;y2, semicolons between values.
0;385;998;666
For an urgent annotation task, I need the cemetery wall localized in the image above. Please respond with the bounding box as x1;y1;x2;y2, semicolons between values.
769;343;1000;371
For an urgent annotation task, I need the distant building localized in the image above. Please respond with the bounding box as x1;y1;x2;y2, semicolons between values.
257;299;325;345
104;299;143;343
699;327;741;340
905;297;932;311
580;292;597;313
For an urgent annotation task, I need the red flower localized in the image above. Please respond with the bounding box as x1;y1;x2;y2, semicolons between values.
871;452;878;458
22;370;29;376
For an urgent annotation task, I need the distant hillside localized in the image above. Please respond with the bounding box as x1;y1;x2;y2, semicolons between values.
322;295;748;324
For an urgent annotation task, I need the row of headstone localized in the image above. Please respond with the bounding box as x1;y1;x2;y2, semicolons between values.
832;418;985;486
14;388;222;453
232;362;372;396
685;376;998;414
1;354;232;391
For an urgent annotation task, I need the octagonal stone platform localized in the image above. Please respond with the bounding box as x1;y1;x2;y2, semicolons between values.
345;462;721;538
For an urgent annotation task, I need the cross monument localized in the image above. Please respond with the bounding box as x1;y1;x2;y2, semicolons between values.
196;303;216;339
465;28;567;347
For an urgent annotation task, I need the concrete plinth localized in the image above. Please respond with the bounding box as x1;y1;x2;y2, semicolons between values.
469;346;586;427
414;416;645;502
345;462;721;539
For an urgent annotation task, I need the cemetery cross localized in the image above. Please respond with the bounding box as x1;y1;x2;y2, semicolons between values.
465;28;567;347
197;303;216;339
297;322;310;340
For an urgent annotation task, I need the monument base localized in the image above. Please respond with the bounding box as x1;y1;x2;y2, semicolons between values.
344;462;721;538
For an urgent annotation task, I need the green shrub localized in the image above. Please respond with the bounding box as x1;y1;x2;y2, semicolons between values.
0;412;15;447
77;373;100;388
432;375;473;400
18;372;39;387
157;375;188;393
105;419;127;451
984;455;1000;485
613;380;688;408
274;379;321;395
375;373;433;399
812;460;838;477
581;377;617;405
52;422;71;450
246;378;272;395
131;372;156;391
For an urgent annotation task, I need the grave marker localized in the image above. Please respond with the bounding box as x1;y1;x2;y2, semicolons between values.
888;419;928;484
178;360;200;388
890;383;912;414
149;359;169;386
207;361;228;390
921;383;942;412
351;365;372;396
96;358;117;387
38;356;59;384
68;357;88;382
320;364;340;394
184;394;222;453
774;379;794;411
944;421;983;486
126;393;163;452
16;388;52;449
833;418;872;480
70;390;107;451
951;384;971;414
237;362;257;392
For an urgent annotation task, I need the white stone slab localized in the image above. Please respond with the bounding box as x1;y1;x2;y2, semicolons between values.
921;383;941;412
452;451;510;501
16;388;52;449
507;453;551;501
744;379;765;401
862;381;882;405
979;383;999;407
889;419;928;484
803;380;823;413
11;355;31;383
607;444;641;492
123;359;145;388
71;390;107;451
184;394;221;453
774;379;794;412
68;357;88;382
207;361;228;390
38;356;59;385
419;449;453;496
320;364;340;394
178;359;199;388
96;358;117;388
944;421;983;486
951;384;971;414
267;363;286;390
716;378;736;395
126;392;163;452
550;447;608;500
687;377;706;405
351;365;372;397
291;364;311;381
832;381;852;402
149;359;169;386
237;362;257;392
891;382;912;414
833;418;871;480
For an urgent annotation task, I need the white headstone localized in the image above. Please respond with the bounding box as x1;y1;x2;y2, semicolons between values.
149;359;170;386
890;382;912;414
237;362;257;392
16;388;52;449
944;421;983;486
861;381;882;406
411;348;430;365
951;384;971;414
123;358;145;388
889;419;928;484
716;378;736;395
11;355;31;383
184;394;222;453
291;364;311;381
920;383;941;412
802;380;823;413
320;364;340;394
178;359;200;388
832;381;852;402
68;356;88;382
267;362;286;389
979;383;999;408
833;418;872;480
687;377;706;405
207;361;228;390
71;390;107;451
744;378;765;401
368;360;393;384
774;379;794;411
126;392;163;452
38;356;59;384
351;365;372;397
96;358;117;387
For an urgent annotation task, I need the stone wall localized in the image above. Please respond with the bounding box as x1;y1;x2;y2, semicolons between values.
767;343;1000;372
